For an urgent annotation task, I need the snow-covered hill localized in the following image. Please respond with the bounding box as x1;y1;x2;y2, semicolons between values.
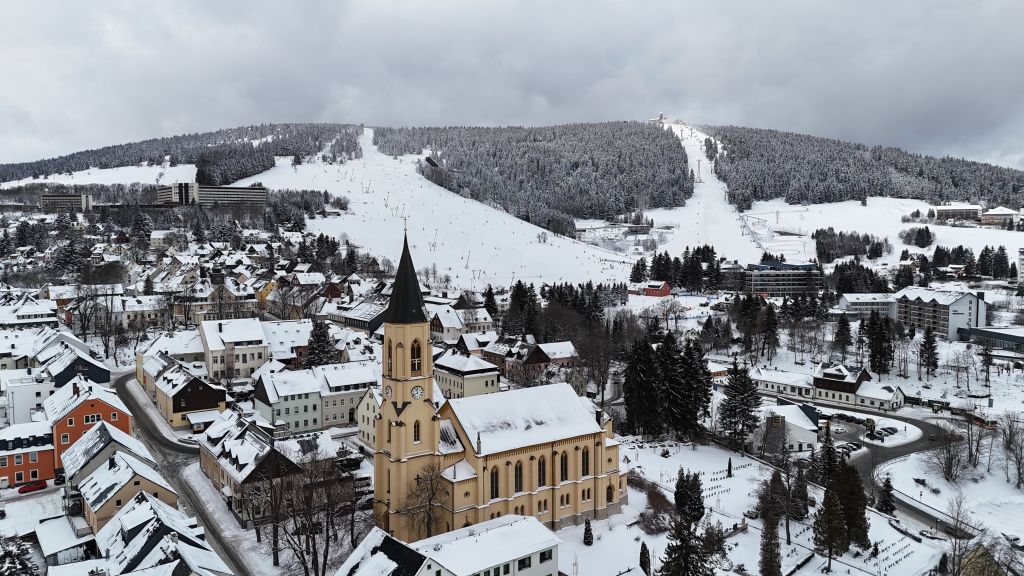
0;163;196;189
231;130;633;289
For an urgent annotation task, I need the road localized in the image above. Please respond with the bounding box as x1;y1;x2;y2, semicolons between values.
112;372;250;576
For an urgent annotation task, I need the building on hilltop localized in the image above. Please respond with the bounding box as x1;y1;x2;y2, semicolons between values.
373;235;624;542
157;181;268;210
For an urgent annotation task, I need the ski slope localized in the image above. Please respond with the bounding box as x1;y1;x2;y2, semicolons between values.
0;163;196;189
642;124;765;264
232;130;632;289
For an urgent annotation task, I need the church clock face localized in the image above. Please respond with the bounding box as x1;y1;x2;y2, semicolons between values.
384;385;393;400
410;385;424;400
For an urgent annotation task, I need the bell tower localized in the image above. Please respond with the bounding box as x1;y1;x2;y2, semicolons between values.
373;234;440;540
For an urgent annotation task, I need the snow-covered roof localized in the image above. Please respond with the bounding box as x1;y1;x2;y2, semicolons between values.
154;359;212;398
447;383;603;456
43;376;128;423
458;330;499;352
139;330;204;357
841;293;895;304
856;381;903;401
751;367;813;388
440;458;476;482
412;515;561;576
934;203;982;211
983;206;1018;216
760;405;818;432
36;515;95;557
79;451;175;511
333;527;426;576
434;349;500;375
261;319;323;361
292;271;326;286
538;341;577;360
62;421;155;481
200;318;266;351
258;361;378;404
893;286;974;306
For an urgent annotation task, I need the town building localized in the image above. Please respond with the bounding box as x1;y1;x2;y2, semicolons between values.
78;450;178;531
199;318;269;382
753;404;820;454
135;329;205;390
373;236;624;542
427;303;494;343
980;206;1019;226
46;375;133;469
933;203;983;221
61;421;157;516
40;193;94;213
750;366;814;401
836;293;896;320
149;353;226;428
961;326;1024;352
411;515;562;576
157;181;268;210
812;363;905;411
0;292;58;328
744;262;822;297
433;349;501;399
892;286;986;340
253;360;376;431
0;420;53;488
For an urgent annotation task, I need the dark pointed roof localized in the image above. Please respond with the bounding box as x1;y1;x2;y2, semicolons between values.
382;235;427;324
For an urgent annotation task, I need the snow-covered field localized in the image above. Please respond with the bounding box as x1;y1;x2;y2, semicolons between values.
556;439;942;576
0;163;196;188
0;489;63;537
881;451;1023;539
231;130;632;289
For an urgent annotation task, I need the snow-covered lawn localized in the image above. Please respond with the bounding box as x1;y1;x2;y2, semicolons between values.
881;452;1024;539
0;488;63;537
232;130;632;289
556;440;942;576
0;162;196;188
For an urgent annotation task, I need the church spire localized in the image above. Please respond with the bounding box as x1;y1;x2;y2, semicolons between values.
382;233;427;324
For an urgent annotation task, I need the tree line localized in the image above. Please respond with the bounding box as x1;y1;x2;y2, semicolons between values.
811;228;890;263
372;122;694;236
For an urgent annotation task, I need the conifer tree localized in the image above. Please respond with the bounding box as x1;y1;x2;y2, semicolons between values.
726;457;732;478
623;338;662;437
719;361;761;451
674;469;705;528
921;325;939;380
681;340;712;436
820;425;839;489
301;319;336;368
583;519;593;546
657;518;712;576
833;314;852;363
658;333;688;437
143;275;154;296
759;516;783;576
760;304;779;361
791;467;809;519
640;542;651;575
876;475;897;516
483;284;498;319
813;489;849;573
191;220;207;243
630;257;649;283
835;461;870;548
0;536;38;575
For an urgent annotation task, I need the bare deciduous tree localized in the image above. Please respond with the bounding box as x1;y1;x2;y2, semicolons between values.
924;422;968;483
396;462;450;540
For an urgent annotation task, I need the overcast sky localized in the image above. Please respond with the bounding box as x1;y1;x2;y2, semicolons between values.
3;1;1023;168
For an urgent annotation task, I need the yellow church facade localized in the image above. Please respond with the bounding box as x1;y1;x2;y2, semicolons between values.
372;236;625;542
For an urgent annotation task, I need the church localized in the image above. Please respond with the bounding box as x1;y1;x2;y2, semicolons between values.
373;235;626;542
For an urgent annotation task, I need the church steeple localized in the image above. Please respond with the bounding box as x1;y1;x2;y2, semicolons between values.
382;234;427;324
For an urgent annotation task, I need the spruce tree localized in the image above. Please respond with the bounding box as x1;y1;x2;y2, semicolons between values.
583;519;593;546
640;541;652;576
483;284;498;319
760;304;779;361
674;469;705;527
835;461;870;548
759;515;783;576
191;220;207;243
833;314;852;363
921;326;939;380
143;275;154;296
302;319;336;368
657;518;712;576
623;338;662;437
658;333;688;437
726;457;732;478
876;475;897;516
820;424;839;489
630;257;648;283
0;536;38;575
791;467;809;519
813;489;849;573
719;361;761;451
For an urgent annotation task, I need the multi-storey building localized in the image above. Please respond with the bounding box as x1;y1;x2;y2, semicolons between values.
156;182;268;210
433;349;501;399
40;193;94;213
743;262;822;297
199;318;269;381
836;293;896;320
373;236;624;542
933;203;983;221
892;286;986;340
253;360;376;431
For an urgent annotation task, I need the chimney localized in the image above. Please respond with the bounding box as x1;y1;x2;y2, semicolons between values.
108;456;117;470
977;291;985;301
476;431;482;454
72;378;80;397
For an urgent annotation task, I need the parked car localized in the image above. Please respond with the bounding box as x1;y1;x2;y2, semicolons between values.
17;480;47;494
53;474;66;486
832;426;848;434
846;442;862;450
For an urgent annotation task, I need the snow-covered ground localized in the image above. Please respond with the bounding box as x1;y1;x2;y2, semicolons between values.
629;124;765;265
125;378;198;445
0;162;196;188
815;406;924;448
556;439;942;576
231;130;632;289
881;451;1023;539
0;489;63;537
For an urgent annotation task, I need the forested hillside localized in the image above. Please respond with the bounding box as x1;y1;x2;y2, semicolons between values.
373;122;694;236
0;124;363;185
702;125;1024;211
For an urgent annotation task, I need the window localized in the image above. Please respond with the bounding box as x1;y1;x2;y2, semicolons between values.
29;469;38;480
582;446;590;477
15;472;23;483
115;499;122;507
413;420;421;443
386;339;393;375
503;564;510;575
607;485;614;504
14;455;22;465
537;456;546;487
67;417;74;427
490;467;500;500
111;412;117;421
540;549;553;563
514;461;523;493
29;452;37;463
0;456;6;467
411;340;422;373
61;433;70;445
517;557;532;571
560;452;568;482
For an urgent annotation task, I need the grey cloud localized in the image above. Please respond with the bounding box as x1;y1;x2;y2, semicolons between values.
2;0;1023;168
